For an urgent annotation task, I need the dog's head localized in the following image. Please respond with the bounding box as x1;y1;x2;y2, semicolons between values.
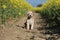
27;15;32;19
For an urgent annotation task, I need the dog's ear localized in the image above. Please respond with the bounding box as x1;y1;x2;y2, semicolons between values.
31;11;34;16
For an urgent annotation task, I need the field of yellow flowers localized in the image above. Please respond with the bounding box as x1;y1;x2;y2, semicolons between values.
36;0;60;27
0;0;33;24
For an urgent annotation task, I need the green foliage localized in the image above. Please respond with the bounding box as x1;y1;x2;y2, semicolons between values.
36;0;60;27
0;0;33;24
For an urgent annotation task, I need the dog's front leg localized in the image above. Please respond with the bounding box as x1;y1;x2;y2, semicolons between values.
31;20;34;30
31;23;34;30
27;21;29;30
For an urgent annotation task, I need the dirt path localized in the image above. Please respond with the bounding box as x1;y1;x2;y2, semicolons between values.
0;13;60;40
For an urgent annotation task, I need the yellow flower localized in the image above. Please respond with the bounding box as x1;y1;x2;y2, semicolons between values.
15;0;19;2
10;0;13;3
2;5;7;9
56;0;60;5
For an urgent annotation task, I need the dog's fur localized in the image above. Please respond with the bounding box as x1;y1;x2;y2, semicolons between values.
25;15;34;30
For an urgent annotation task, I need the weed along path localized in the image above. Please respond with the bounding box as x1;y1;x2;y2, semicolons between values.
0;13;60;40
